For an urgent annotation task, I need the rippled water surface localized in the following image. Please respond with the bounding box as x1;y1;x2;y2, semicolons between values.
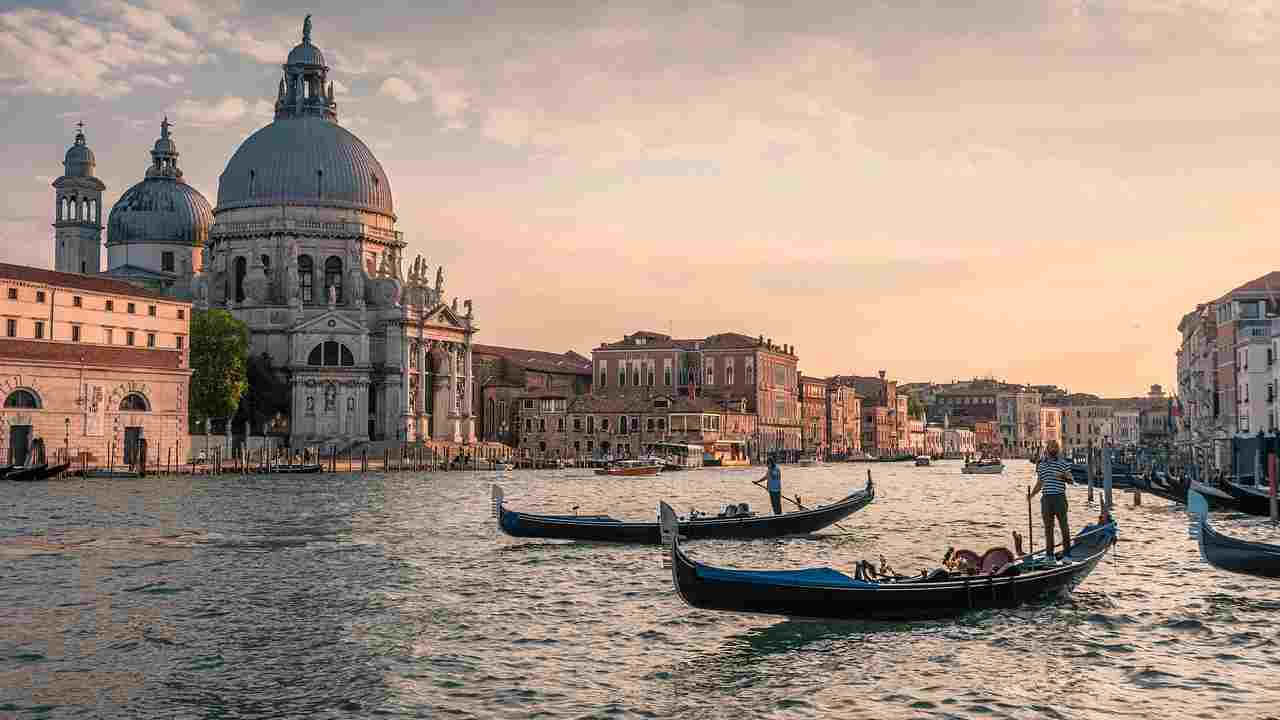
5;461;1280;718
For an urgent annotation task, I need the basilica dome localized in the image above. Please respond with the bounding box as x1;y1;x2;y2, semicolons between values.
215;116;394;219
107;119;213;248
214;15;394;220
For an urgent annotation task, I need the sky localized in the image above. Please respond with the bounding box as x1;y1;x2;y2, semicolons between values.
3;1;1280;396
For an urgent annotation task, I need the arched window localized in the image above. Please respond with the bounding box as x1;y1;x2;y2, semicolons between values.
324;256;343;303
4;389;39;408
119;393;149;411
298;255;314;303
307;341;356;367
234;256;247;303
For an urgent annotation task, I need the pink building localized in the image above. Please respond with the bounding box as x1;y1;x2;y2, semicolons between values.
0;264;191;466
592;331;802;456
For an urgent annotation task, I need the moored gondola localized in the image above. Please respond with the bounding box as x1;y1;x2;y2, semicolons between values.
493;479;874;545
658;501;1117;621
1189;489;1280;579
9;462;70;482
1224;478;1275;517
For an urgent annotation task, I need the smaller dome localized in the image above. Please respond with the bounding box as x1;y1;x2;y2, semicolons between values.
108;179;213;248
287;41;325;67
153;137;177;155
62;129;96;178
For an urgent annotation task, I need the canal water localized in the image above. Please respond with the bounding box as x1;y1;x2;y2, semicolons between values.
4;461;1280;718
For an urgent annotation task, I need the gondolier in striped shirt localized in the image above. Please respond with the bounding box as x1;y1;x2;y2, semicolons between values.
1029;439;1073;558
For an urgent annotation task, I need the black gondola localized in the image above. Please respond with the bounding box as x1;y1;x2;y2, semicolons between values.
1190;489;1280;578
493;479;874;545
658;501;1117;621
254;463;324;474
9;463;70;482
1225;478;1276;517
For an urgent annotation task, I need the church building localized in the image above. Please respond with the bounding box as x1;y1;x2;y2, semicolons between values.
50;16;480;450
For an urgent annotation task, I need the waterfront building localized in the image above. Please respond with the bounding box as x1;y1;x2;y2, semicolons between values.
0;263;191;464
825;382;861;458
592;331;802;455
832;371;907;456
974;420;1000;454
908;416;926;454
931;378;1005;428
799;375;828;455
1040;406;1062;450
1058;400;1113;453
923;422;942;456
472;345;591;446
512;391;755;462
1113;409;1139;447
944;427;977;456
997;388;1042;455
1176;272;1280;466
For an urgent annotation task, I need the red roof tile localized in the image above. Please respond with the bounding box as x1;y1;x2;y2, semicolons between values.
472;343;592;375
0;263;180;302
0;339;188;371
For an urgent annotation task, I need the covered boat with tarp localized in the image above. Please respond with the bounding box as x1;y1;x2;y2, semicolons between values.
659;502;1117;621
1189;488;1280;579
493;479;874;545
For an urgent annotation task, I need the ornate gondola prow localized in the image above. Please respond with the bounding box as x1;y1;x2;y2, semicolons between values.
659;501;678;569
491;484;504;519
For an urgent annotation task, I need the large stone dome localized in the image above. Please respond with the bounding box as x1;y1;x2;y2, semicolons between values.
215;115;395;219
108;179;214;247
107;118;213;248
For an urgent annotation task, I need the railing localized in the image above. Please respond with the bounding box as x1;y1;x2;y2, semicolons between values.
211;218;404;244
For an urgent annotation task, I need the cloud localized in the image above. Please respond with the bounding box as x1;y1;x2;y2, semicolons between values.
169;95;253;127
378;76;419;104
208;27;287;64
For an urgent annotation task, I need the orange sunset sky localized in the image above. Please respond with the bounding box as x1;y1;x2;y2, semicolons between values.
4;1;1280;395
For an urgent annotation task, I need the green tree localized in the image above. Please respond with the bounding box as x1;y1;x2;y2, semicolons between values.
189;309;249;428
907;395;926;419
233;353;292;432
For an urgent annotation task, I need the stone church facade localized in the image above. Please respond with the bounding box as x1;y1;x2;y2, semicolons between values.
56;16;479;449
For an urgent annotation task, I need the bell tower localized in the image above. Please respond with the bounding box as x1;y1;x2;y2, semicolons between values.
52;122;106;274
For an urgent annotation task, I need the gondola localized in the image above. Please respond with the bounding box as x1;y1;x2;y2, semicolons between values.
1189;489;1280;578
9;463;70;482
493;478;874;545
1225;478;1276;517
659;501;1117;621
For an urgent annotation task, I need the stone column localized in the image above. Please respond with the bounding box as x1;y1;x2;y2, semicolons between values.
399;326;410;442
464;341;476;443
448;342;461;443
416;339;429;440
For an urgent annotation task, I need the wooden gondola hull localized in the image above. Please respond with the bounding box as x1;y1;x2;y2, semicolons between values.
1225;483;1276;517
497;483;874;544
1199;516;1280;579
668;520;1116;621
7;464;49;482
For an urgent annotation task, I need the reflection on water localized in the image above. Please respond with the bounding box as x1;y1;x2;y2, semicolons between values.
3;462;1280;718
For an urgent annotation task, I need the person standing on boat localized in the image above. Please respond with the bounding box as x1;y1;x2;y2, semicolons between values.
760;456;783;514
1029;439;1073;558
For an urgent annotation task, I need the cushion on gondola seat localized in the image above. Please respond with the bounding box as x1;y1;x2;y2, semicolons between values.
979;547;1015;574
696;564;875;588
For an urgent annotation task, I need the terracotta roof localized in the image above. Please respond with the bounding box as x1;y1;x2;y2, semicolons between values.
472;343;592;375
1220;271;1280;302
595;331;701;351
0;339;188;371
0;263;178;301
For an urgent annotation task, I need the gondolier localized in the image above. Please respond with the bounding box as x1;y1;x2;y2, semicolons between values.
1030;439;1073;557
761;456;783;514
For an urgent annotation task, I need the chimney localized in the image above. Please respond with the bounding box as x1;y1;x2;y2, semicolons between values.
878;370;886;380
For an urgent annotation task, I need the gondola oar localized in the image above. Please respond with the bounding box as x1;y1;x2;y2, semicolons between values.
1026;485;1035;556
753;478;855;534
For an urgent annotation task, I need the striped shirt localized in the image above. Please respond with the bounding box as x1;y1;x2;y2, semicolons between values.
1037;457;1072;496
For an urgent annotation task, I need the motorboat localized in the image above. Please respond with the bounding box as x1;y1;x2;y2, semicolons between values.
594;459;662;477
914;456;931;467
962;457;1004;474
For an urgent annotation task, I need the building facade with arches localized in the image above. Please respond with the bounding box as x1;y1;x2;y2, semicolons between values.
189;17;478;448
0;264;191;465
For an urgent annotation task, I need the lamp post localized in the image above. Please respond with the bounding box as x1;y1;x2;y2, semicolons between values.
64;417;70;463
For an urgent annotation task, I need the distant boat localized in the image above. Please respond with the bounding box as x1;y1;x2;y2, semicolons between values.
914;455;931;467
962;458;1004;474
595;460;662;477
